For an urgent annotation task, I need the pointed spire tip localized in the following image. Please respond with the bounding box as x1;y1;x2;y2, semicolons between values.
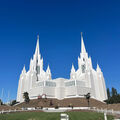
35;35;40;56
81;32;86;53
81;32;83;36
37;35;39;40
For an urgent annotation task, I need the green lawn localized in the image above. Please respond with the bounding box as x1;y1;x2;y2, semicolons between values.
0;111;113;120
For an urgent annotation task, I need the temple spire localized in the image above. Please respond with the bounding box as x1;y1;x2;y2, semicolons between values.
71;63;75;73
46;64;51;74
35;35;40;56
70;63;76;79
46;64;51;80
81;32;86;53
96;63;101;73
22;65;26;74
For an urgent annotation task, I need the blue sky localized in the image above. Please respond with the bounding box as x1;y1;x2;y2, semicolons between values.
0;0;120;102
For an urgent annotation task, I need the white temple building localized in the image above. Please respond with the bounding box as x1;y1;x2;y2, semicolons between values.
17;34;107;103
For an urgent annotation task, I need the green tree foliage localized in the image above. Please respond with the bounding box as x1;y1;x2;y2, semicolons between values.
111;87;117;97
23;92;30;103
107;88;110;100
0;99;3;105
104;87;120;104
84;93;91;107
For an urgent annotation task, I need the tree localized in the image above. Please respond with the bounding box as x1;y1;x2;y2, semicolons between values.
111;87;117;97
107;88;111;100
23;92;30;103
0;99;3;105
85;93;91;107
104;87;120;104
104;88;111;104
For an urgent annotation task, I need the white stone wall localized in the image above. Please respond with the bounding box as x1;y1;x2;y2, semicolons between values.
17;71;107;102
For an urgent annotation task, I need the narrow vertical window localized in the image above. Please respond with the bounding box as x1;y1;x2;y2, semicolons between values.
81;64;86;73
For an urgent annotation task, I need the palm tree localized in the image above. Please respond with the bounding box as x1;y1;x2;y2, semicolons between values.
84;93;91;107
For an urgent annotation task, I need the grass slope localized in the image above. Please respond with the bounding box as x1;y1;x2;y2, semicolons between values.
0;111;113;120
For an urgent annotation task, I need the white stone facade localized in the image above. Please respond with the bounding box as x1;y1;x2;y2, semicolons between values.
17;34;107;103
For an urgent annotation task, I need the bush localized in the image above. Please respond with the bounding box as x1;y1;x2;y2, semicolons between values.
23;92;30;103
68;103;73;108
55;105;59;109
10;100;17;106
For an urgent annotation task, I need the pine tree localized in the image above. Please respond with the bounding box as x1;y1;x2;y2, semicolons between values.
111;87;117;97
107;88;111;100
0;99;3;105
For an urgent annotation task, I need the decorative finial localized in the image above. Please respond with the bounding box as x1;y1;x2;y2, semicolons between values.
34;34;40;56
37;35;39;40
81;32;83;36
81;32;86;53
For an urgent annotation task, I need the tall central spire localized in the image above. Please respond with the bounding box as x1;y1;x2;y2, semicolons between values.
81;32;86;53
35;35;40;56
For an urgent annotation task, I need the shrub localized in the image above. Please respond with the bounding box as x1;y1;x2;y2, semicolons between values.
55;105;59;109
